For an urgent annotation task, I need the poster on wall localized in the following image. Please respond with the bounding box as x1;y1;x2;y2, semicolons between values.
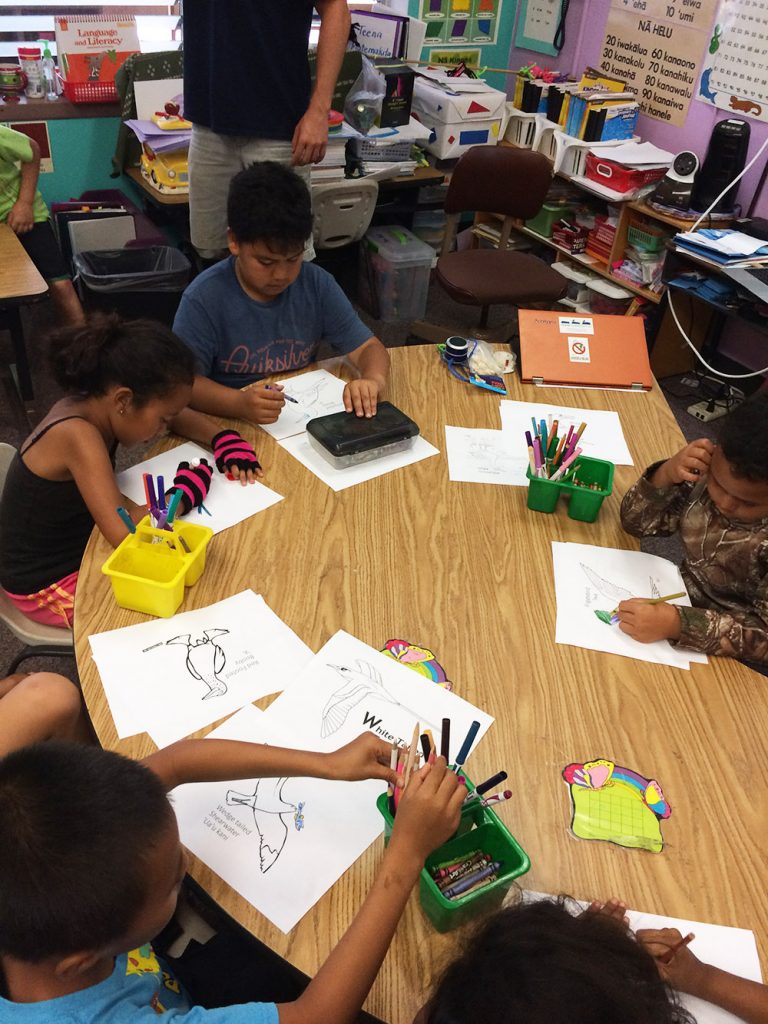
427;46;482;65
597;0;718;126
697;0;768;123
514;0;566;57
4;122;53;172
420;0;502;46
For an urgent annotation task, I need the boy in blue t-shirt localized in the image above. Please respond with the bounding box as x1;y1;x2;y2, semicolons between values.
0;734;464;1021
173;162;390;425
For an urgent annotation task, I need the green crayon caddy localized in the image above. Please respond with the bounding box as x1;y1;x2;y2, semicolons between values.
526;455;614;523
376;775;530;932
102;516;213;617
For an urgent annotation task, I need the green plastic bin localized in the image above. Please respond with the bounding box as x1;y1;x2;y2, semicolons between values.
376;776;530;933
526;455;614;523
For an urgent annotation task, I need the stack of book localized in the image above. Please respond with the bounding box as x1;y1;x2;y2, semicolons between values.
673;229;768;269
548;69;640;142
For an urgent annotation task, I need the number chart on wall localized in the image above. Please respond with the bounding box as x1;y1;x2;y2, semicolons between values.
697;0;768;123
597;0;718;126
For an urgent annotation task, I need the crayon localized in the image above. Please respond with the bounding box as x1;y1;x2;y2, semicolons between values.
660;932;695;965
436;855;493;888
433;851;487;878
443;860;502;899
454;720;480;773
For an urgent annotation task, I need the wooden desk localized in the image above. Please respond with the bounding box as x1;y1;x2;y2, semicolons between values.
75;348;768;1022
0;223;48;402
125;166;192;208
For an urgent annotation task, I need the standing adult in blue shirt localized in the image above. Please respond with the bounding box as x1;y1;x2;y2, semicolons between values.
184;1;351;261
173;162;390;423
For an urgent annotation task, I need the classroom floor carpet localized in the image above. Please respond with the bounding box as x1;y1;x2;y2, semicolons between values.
0;283;718;676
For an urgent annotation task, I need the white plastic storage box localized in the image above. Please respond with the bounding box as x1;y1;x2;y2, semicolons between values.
585;277;633;314
411;76;508;160
359;225;435;323
551;262;598;303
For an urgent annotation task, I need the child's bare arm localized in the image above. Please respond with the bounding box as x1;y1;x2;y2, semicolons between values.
637;928;768;1024
7;138;40;235
143;732;399;791
278;758;465;1024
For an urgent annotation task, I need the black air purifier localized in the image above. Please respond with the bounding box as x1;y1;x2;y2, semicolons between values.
690;118;750;214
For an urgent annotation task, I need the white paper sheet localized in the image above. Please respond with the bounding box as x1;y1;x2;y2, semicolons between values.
258;369;347;441
278;434;440;492
552;542;708;669
117;442;283;534
262;630;494;757
524;892;762;1024
499;400;634;466
132;78;185;121
89;591;314;746
171;704;387;933
444;426;527;485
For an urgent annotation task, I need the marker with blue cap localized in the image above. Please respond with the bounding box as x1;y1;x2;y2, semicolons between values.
454;720;480;774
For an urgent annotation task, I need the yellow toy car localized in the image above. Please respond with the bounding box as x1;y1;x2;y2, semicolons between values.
140;144;189;194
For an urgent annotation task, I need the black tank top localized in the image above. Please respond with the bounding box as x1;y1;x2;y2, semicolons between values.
0;416;115;595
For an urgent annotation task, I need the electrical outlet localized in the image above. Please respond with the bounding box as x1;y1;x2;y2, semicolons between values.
687;400;730;422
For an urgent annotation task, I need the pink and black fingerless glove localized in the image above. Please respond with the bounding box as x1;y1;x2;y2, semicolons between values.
170;458;213;515
213;429;261;477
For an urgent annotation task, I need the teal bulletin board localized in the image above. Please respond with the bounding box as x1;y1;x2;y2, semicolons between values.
409;0;517;92
513;0;566;57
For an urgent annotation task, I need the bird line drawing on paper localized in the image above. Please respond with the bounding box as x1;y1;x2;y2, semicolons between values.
321;659;401;738
289;376;343;418
581;565;662;623
226;779;306;873
165;629;231;700
467;437;514;476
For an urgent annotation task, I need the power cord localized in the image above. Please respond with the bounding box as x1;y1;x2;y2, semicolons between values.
667;133;768;381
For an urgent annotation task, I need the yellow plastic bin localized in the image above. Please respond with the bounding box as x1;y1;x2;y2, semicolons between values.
102;516;213;617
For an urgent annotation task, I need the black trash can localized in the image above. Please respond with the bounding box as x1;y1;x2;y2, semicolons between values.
74;246;191;325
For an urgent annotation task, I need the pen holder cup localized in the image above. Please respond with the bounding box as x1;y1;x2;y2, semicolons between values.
101;516;213;617
376;778;531;932
526;456;614;523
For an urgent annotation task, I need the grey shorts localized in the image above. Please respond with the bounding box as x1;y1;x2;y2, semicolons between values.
188;124;315;261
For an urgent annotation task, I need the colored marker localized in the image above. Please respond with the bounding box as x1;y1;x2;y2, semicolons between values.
660;932;695;965
142;473;153;509
165;489;183;525
454;720;480;773
157;475;166;511
443;860;502;899
265;384;299;403
116;506;136;534
475;770;508;797
441;718;451;762
525;429;533;449
420;732;432;762
549;447;582;481
144;473;158;512
481;789;513;807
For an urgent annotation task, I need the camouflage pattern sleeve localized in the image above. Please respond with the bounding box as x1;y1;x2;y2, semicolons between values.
676;585;768;664
620;461;695;538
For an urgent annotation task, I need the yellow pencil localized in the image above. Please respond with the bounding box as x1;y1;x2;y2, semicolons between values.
611;591;686;615
402;722;420;790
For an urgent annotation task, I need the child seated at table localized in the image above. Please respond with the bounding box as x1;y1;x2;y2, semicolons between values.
0;124;83;325
172;161;390;424
418;896;768;1023
0;671;90;753
617;391;768;669
0;314;261;628
0;737;464;1022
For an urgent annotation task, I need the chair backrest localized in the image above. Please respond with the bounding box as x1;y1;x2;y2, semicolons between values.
0;442;16;503
311;178;379;250
444;145;554;220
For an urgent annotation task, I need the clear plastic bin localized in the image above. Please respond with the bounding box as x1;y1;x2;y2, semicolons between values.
359;225;435;322
585;278;633;315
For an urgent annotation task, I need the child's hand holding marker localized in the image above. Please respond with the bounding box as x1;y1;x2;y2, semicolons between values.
650;437;714;487
324;732;402;786
237;382;287;425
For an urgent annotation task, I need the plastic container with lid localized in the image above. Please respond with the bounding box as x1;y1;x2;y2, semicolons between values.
525;202;573;239
585;278;633;315
551;262;598;303
358;225;435;322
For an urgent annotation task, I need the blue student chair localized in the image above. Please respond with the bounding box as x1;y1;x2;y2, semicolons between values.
0;443;74;674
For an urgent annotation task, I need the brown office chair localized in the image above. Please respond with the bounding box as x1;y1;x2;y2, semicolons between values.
412;145;567;343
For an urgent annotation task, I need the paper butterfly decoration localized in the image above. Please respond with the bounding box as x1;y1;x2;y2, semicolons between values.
381;639;452;688
562;758;671;854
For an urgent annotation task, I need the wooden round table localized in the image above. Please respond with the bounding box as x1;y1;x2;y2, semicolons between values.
76;345;768;1023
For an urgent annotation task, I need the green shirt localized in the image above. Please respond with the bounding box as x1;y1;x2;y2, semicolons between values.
0;124;49;224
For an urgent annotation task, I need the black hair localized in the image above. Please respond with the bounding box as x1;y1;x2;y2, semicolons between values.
0;741;174;961
48;313;195;406
423;897;694;1024
719;390;768;482
227;161;313;249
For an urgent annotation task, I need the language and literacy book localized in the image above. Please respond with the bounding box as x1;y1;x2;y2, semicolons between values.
55;15;140;83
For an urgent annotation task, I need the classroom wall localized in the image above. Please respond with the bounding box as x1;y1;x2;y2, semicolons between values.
35;116;124;207
507;0;768;373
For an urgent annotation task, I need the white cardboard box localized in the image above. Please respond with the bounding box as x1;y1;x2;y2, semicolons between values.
411;74;508;159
